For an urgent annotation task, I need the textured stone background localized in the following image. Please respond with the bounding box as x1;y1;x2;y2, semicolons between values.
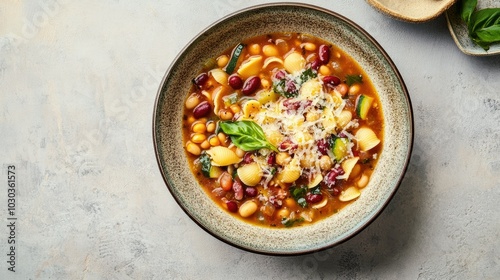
1;0;499;279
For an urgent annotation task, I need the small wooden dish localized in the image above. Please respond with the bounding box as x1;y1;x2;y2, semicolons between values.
367;0;458;22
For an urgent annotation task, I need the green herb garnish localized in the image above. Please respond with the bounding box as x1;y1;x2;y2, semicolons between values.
272;68;317;98
460;0;500;50
345;74;363;86
282;217;304;227
219;120;278;152
310;185;322;195
199;152;212;178
290;185;308;207
299;68;317;82
272;79;290;97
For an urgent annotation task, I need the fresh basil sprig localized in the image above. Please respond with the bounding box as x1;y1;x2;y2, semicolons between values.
219;120;278;152
460;0;500;50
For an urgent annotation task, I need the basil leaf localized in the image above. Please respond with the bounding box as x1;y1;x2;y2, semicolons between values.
469;8;500;33
219;120;278;152
199;152;212;178
461;1;500;51
290;185;308;207
345;74;363;86
460;0;477;23
474;24;500;44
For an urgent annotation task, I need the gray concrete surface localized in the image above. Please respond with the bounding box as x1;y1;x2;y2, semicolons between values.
1;0;499;279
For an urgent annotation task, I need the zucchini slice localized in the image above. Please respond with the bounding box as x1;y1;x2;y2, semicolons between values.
355;94;374;120
225;43;244;74
331;137;349;162
208;166;223;179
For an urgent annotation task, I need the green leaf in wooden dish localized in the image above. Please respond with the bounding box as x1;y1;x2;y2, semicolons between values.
460;0;477;23
468;8;500;33
474;24;500;43
219;120;278;152
460;0;500;51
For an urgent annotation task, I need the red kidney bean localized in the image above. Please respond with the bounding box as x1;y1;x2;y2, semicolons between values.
273;70;286;81
278;139;298;152
318;45;330;64
324;167;345;188
352;149;360;157
233;181;244;200
267;152;276;165
331;187;341;196
310;58;321;71
317;138;330;155
306;193;323;204
323;75;341;87
283;99;312;111
269;196;282;209
245;187;258;197
192;73;209;88
243;153;254;164
226;201;238;213
192;101;211;118
241;76;261;95
228;74;243;89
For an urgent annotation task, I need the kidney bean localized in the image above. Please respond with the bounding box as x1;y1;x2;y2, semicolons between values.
318;45;330;64
243;152;254;164
192;101;211;118
331;187;341;196
268;196;282;209
283;99;312;111
285;79;297;94
273;70;286;81
245;187;258;197
306;193;323;204
233;180;244;200
192;73;209;88
324;167;345;188
323;75;341;87
267;152;276;165
310;58;321;71
228;74;243;89
226;201;238;213
242;76;261;95
317;138;330;155
278;139;298;152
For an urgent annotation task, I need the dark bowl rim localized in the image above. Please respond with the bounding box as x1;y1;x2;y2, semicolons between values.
152;2;414;256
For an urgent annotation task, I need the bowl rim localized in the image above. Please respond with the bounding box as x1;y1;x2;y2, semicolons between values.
152;2;414;255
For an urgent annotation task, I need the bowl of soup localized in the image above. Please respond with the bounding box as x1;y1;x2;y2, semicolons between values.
153;3;413;255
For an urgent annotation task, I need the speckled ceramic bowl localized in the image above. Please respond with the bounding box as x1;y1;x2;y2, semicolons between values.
153;3;413;255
